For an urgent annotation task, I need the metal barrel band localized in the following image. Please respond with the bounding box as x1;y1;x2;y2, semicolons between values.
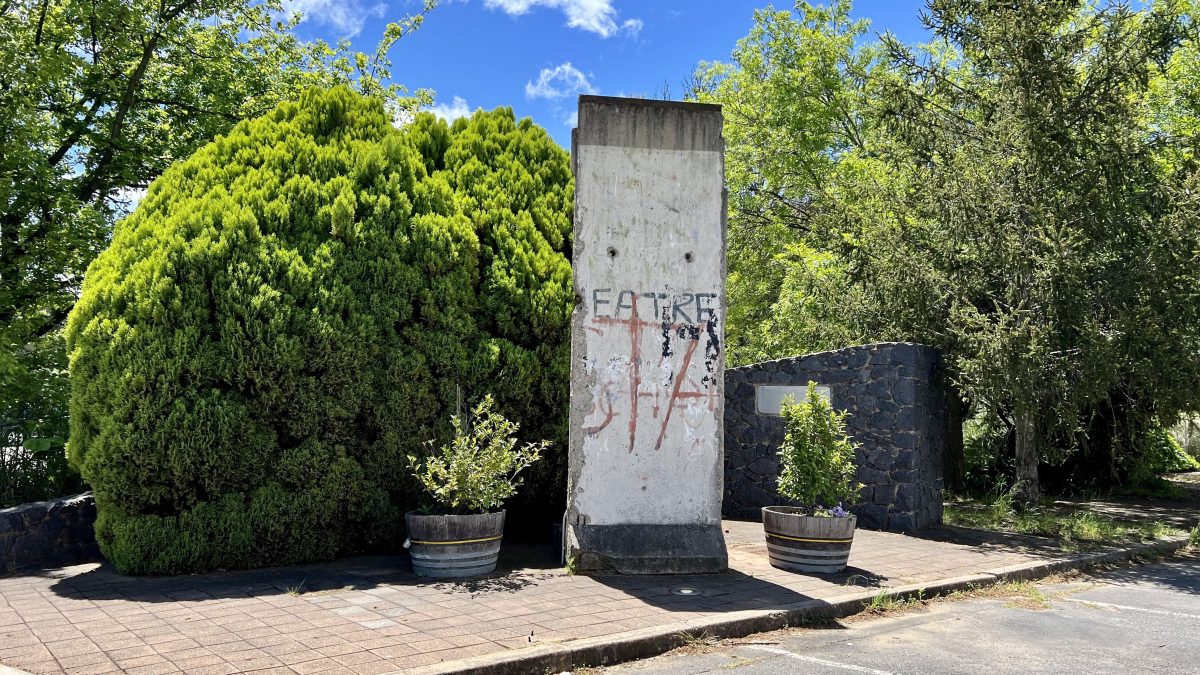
409;535;504;546
764;531;854;544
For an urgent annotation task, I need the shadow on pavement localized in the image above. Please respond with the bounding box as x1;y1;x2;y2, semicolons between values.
1084;550;1200;596
47;539;564;603
586;569;827;613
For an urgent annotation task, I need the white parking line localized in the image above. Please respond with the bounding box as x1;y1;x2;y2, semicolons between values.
1063;597;1200;620
744;645;901;674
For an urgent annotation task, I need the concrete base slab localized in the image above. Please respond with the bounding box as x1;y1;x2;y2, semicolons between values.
566;523;728;574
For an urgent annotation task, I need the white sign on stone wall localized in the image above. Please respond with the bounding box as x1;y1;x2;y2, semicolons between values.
565;95;728;574
755;384;832;415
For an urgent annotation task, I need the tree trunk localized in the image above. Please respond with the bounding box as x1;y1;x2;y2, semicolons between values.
943;386;966;494
1013;409;1041;508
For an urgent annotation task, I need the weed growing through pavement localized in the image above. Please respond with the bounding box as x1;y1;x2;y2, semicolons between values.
673;630;722;653
285;577;307;596
862;588;926;615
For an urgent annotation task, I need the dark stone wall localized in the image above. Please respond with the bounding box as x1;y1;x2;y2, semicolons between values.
0;492;100;574
724;343;945;530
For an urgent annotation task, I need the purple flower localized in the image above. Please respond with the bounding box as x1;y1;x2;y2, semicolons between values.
831;503;848;518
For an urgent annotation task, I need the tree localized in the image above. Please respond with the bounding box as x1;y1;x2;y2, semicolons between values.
692;1;875;365
866;0;1200;504
704;0;1200;503
0;0;435;472
66;87;573;574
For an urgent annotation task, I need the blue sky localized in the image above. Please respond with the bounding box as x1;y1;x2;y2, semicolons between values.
288;1;931;147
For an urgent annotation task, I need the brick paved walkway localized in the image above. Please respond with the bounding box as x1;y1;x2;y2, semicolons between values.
0;518;1081;675
6;479;1197;675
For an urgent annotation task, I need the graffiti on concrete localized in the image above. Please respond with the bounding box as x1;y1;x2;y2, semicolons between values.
582;287;721;452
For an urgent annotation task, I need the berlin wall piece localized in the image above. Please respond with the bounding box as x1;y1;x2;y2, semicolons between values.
565;95;728;574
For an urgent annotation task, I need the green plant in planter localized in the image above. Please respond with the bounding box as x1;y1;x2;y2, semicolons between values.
407;395;549;514
777;382;862;515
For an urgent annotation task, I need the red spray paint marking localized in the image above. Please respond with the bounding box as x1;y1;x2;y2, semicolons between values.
627;302;642;453
587;313;720;450
654;336;700;452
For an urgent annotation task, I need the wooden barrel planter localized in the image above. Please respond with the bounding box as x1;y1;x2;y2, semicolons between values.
762;506;856;574
404;510;505;578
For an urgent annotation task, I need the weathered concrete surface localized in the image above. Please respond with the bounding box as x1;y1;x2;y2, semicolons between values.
565;95;728;573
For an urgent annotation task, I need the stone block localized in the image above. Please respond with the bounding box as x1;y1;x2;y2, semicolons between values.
847;349;870;369
863;445;895;469
890;346;918;367
853;503;888;529
856;466;890;486
19;502;48;527
747;456;779;478
892;448;919;469
869;484;896;505
887;512;916;531
895;483;921;512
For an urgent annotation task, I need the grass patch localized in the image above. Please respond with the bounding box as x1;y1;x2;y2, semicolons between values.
939;576;1092;611
859;588;926;617
672;630;722;654
944;490;1181;550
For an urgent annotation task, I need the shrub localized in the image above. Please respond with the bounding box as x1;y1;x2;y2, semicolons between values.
2;334;84;508
777;382;861;513
408;395;548;514
1124;423;1200;496
66;87;572;574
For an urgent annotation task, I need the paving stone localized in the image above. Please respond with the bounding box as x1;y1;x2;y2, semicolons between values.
2;511;1195;674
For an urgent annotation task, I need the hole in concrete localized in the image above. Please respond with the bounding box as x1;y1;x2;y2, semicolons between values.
684;251;694;262
607;246;618;258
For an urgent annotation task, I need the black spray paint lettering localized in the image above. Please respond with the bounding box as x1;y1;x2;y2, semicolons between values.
591;288;721;324
671;293;694;324
695;293;718;323
642;292;668;319
592;288;612;316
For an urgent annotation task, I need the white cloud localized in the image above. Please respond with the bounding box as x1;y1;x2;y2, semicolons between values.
526;62;597;100
484;0;642;38
285;0;385;37
563;111;578;127
429;96;473;123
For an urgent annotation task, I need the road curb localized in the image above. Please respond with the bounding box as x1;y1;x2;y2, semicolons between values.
405;536;1192;675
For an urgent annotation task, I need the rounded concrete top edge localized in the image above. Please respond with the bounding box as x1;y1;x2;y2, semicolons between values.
577;94;722;114
725;342;939;372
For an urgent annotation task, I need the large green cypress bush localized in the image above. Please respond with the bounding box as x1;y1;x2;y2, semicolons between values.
66;87;572;574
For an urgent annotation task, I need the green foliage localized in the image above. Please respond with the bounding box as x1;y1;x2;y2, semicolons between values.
66;87;572;574
1;422;83;509
777;382;861;510
0;0;437;491
408;395;548;514
706;0;1200;500
944;499;1180;551
0;333;83;507
1125;425;1200;494
691;0;875;364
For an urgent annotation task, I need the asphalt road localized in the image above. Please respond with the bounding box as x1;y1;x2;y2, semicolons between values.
600;552;1200;675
